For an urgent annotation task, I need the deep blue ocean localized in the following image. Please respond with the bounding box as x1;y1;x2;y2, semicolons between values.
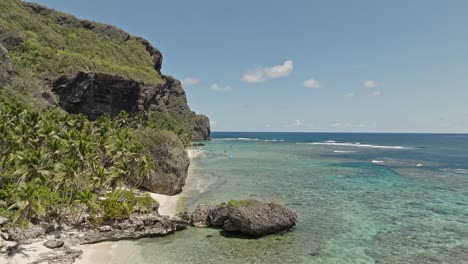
116;132;468;264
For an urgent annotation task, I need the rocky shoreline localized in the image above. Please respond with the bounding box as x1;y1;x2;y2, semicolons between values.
0;149;204;264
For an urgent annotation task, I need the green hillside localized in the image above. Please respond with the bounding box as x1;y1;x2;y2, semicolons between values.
0;0;163;90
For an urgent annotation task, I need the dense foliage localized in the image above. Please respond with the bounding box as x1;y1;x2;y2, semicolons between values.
0;93;158;224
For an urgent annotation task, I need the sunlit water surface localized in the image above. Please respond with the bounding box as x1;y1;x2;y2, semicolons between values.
113;132;468;264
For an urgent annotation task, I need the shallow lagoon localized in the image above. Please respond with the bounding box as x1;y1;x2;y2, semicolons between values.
114;133;468;264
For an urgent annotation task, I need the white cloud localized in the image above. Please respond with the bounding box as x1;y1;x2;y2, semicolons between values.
287;120;302;128
345;92;355;97
241;60;294;83
303;78;321;89
181;77;200;87
362;80;384;88
210;83;232;92
370;90;382;97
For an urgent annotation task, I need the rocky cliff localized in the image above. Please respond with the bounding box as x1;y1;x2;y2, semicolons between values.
0;0;210;197
0;0;210;140
53;72;210;140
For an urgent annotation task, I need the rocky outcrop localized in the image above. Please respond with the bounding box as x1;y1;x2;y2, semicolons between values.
0;44;13;87
191;204;214;227
140;131;190;195
52;72;210;140
191;200;298;236
191;114;211;140
79;214;182;244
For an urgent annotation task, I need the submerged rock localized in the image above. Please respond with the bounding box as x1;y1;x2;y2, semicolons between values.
192;199;298;236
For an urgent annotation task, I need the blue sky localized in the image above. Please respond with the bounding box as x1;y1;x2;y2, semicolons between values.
30;0;468;133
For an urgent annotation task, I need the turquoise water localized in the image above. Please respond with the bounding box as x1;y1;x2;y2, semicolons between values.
117;133;468;264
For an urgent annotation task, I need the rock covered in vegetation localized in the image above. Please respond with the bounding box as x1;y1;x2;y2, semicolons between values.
192;199;298;236
137;130;191;195
0;44;13;87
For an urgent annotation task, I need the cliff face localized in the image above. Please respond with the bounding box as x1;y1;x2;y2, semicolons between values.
52;72;211;140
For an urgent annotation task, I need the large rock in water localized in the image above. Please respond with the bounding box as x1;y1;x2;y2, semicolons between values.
193;200;298;236
0;44;13;87
52;72;210;140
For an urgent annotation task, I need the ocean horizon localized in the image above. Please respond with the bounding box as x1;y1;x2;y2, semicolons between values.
114;132;468;264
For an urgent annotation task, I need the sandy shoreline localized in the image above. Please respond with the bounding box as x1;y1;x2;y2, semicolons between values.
75;148;204;264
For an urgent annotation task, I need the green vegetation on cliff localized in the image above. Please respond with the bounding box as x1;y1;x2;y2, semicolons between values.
0;0;162;90
0;0;210;226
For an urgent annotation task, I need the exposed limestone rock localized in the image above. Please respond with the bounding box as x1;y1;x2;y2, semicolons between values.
79;214;182;244
132;37;163;74
140;131;190;195
0;44;13;87
191;204;214;227
52;72;211;140
192;200;298;236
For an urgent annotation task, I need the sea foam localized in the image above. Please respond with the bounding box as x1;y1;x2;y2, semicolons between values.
306;141;409;149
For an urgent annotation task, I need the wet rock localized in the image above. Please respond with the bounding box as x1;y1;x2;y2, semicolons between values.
191;204;213;227
43;239;64;249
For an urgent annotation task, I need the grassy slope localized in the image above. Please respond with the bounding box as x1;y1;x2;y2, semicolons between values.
0;0;162;86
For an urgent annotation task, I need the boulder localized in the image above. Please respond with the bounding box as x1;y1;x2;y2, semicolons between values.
192;200;298;236
191;204;213;227
43;239;64;249
138;130;190;195
0;44;13;87
221;200;297;236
